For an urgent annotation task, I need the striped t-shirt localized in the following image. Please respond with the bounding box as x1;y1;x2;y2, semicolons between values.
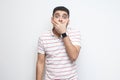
37;27;81;80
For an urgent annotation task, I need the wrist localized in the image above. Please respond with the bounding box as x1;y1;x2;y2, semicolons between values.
61;32;68;38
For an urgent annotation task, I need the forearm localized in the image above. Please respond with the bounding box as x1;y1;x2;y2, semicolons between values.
36;62;44;80
63;36;79;62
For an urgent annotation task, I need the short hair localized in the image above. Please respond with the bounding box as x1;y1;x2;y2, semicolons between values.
52;6;70;17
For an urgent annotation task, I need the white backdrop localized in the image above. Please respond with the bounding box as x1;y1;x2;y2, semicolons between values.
0;0;120;80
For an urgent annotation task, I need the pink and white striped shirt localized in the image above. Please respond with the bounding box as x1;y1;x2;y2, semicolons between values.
37;27;81;80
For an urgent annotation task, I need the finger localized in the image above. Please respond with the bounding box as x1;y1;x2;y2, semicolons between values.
53;19;61;25
51;20;57;25
51;20;59;28
55;20;61;25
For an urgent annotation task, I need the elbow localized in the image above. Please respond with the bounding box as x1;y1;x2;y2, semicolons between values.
68;48;80;62
70;52;79;62
70;56;78;62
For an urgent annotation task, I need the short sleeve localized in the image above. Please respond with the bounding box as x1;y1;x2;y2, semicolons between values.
69;30;81;48
37;37;45;54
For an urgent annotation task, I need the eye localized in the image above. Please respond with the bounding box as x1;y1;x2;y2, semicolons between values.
54;14;60;18
62;14;68;19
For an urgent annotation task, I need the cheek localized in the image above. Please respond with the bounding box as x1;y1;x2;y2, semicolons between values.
53;18;59;21
63;20;69;23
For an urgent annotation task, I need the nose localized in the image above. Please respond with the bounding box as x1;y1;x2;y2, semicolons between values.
58;17;63;22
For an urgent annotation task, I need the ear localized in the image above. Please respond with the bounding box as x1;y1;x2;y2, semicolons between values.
51;17;53;23
67;19;70;25
66;19;70;27
51;17;56;24
68;19;70;24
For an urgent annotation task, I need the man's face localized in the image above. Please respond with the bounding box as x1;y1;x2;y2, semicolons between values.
52;10;69;26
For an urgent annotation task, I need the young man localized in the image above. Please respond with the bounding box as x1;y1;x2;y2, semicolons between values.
36;6;81;80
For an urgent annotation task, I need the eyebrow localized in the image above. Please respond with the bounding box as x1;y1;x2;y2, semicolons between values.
54;13;68;16
63;14;68;16
54;13;59;15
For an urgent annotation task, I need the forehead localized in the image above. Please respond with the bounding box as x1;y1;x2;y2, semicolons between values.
54;10;68;15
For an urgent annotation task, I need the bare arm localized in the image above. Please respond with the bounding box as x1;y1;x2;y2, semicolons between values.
51;19;80;62
62;36;80;62
36;53;45;80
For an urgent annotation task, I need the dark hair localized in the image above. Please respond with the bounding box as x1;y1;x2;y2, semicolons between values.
52;6;69;17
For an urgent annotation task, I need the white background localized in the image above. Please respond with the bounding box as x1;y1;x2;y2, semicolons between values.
0;0;120;80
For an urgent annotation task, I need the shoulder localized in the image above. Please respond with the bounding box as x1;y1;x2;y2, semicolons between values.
67;27;80;35
38;30;51;40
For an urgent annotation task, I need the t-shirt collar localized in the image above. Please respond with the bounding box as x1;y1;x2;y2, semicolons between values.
50;27;70;37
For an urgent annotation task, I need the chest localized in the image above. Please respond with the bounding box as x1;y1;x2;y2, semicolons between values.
43;37;66;57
